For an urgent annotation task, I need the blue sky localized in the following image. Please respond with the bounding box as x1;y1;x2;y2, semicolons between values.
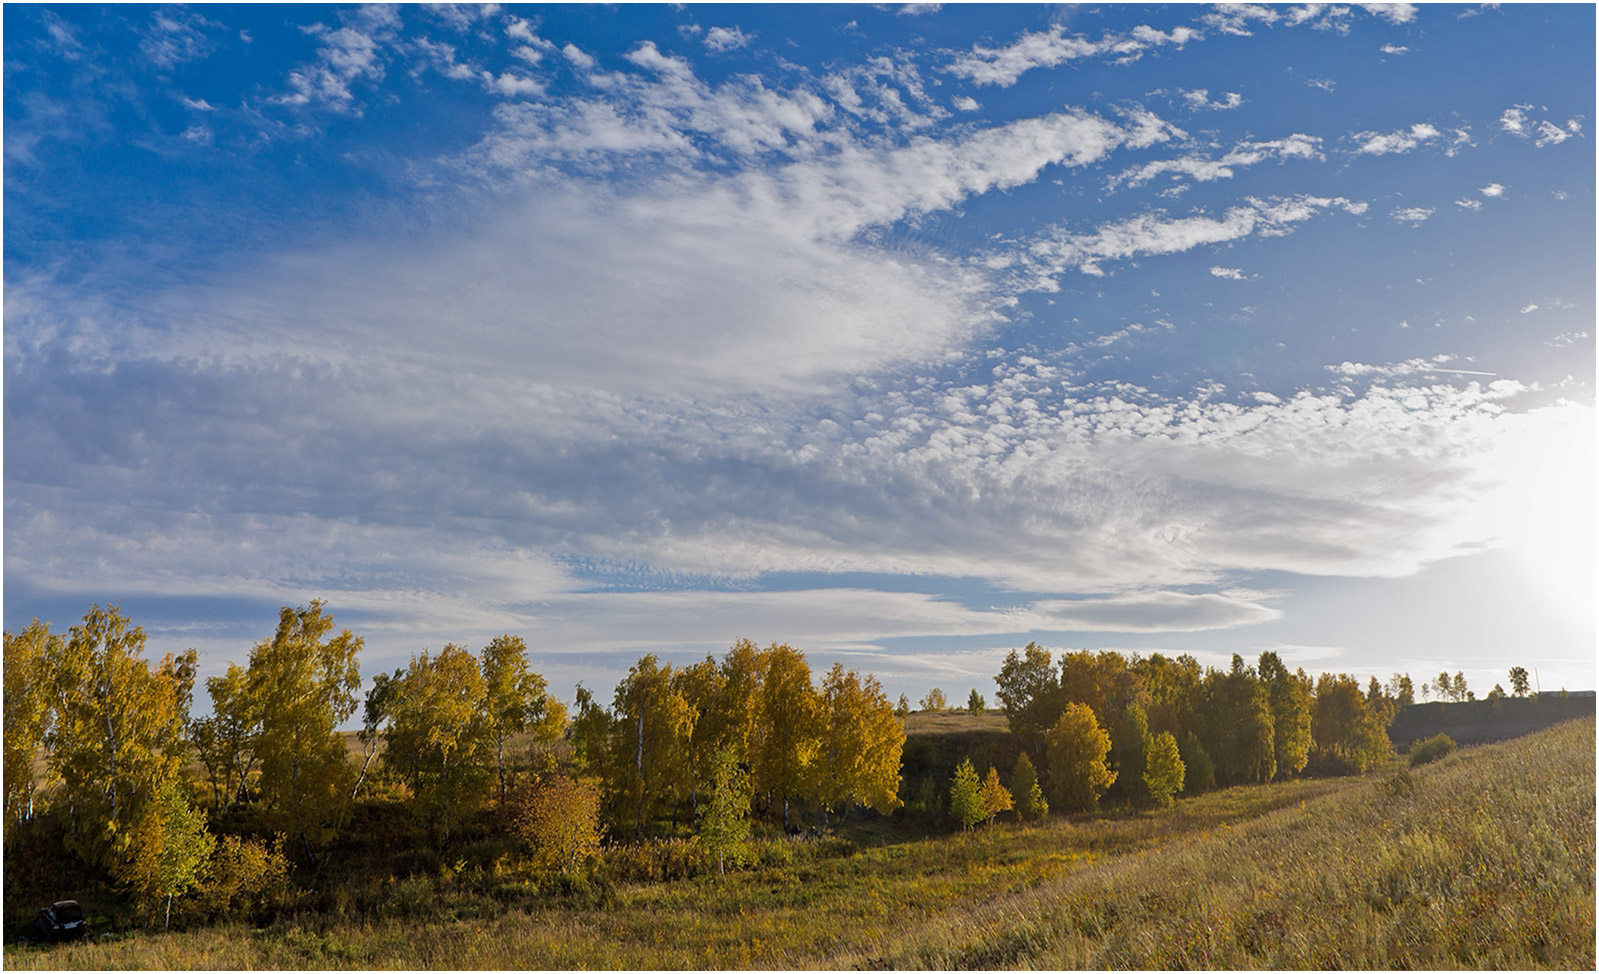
5;3;1594;709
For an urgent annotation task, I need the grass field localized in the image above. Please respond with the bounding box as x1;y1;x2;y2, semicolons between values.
7;716;1591;970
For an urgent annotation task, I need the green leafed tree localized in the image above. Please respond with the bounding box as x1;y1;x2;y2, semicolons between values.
697;746;751;877
248;601;362;864
1178;730;1215;792
1110;702;1152;804
1045;703;1115;813
949;757;984;832
967;689;986;713
118;779;215;929
1201;656;1275;785
1508;666;1530;697
1143;730;1185;808
1258;652;1312;779
995;642;1064;759
1010;752;1048;820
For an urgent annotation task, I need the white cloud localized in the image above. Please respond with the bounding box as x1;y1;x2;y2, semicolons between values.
1480;182;1505;197
1354;121;1439;154
271;6;401;113
947;21;1198;87
1500;105;1530;135
1502;105;1583;147
1380;43;1409;55
1016;194;1366;282
952;95;980;112
140;9;217;68
1390;205;1434;224
1211;266;1246;279
1533;119;1580;147
505;17;540;44
1306;77;1337;91
1180;88;1244;111
562;43;596;70
1520;303;1539;314
1358;3;1419;24
1114;133;1322;188
703;26;753;53
1455;198;1482;211
897;3;942;14
1201;4;1281;35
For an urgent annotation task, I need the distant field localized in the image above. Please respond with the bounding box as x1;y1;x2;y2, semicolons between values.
10;717;1592;970
901;708;1009;735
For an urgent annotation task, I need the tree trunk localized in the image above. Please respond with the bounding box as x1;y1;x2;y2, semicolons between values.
635;714;646;838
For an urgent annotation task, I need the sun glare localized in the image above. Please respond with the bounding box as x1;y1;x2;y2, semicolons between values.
1491;405;1596;630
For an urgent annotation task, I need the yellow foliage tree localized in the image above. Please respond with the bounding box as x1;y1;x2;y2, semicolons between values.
383;643;492;847
612;655;694;837
190;662;260;810
979;766;1014;825
44;605;196;870
479;634;563;803
750;643;818;830
813;664;905;816
1045;703;1116;812
3;621;57;834
248;601;362;864
1143;730;1186;808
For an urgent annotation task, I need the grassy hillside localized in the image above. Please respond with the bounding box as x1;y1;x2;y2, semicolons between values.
7;717;1591;970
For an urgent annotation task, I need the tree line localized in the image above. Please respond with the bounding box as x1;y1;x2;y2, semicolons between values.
977;644;1422;819
3;602;904;924
6;601;1514;928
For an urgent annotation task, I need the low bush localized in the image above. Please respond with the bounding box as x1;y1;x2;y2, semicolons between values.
1408;732;1457;766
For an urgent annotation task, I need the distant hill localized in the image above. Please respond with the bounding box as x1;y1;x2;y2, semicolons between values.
1389;693;1595;749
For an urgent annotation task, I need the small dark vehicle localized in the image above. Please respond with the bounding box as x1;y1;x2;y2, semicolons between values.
35;900;87;942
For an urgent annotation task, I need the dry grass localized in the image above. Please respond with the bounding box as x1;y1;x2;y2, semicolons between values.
901;709;1010;735
7;719;1591;970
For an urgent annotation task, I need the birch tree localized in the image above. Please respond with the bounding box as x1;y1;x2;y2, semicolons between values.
248;601;361;864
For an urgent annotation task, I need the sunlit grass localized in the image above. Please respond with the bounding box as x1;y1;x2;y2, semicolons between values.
8;718;1591;970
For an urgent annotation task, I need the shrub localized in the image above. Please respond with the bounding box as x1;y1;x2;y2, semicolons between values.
191;833;295;923
1408;733;1457;767
512;775;603;873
